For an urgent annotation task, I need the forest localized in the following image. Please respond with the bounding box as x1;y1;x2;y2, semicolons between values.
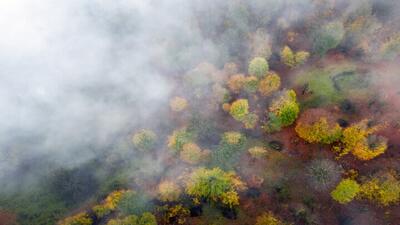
1;0;400;225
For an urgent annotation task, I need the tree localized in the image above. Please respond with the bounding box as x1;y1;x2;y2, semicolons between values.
157;181;182;202
268;90;300;127
227;74;246;93
117;192;154;216
334;120;387;160
179;142;210;165
58;213;92;225
170;97;188;112
107;213;156;225
331;179;360;204
93;190;129;218
243;76;259;93
248;57;269;78
132;129;157;151
258;72;281;96
306;159;343;191
229;99;249;121
312;21;345;55
281;46;310;68
163;204;190;225
255;211;286;225
167;128;195;154
185;167;246;208
242;113;259;129
359;171;400;206
295;109;342;144
380;33;400;59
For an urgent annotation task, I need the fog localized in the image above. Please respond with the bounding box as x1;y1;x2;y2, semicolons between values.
0;0;399;193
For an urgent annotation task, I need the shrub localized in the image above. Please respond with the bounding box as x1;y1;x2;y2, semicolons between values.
132;130;157;151
248;146;268;159
227;74;246;93
334;120;387;160
180;142;210;165
359;172;400;206
312;21;345;55
258;72;281;96
331;179;360;204
170;97;188;112
157;180;181;202
269;90;300;127
167;128;195;154
243;76;259;93
248;57;269;78
229;99;249;121
295;109;342;144
185;167;246;208
255;211;286;225
58;213;92;225
306;159;343;191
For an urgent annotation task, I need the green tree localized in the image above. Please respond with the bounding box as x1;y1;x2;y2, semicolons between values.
185;168;246;207
331;179;360;204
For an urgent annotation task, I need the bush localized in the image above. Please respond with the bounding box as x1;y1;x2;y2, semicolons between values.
167;128;195;154
331;179;360;204
248;57;269;78
334;120;387;160
185;168;246;208
229;99;249;121
306;159;342;191
255;211;286;225
258;72;281;97
227;74;246;93
269;90;300;127
170;97;188;112
132;130;157;151
312;21;345;55
58;213;92;225
179;142;210;165
295;109;342;144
